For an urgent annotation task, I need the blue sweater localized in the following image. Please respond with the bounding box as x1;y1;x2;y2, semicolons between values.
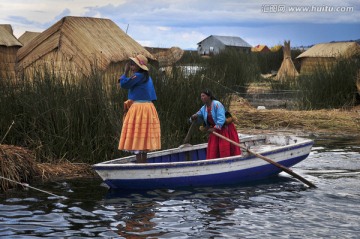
119;72;157;101
196;100;226;130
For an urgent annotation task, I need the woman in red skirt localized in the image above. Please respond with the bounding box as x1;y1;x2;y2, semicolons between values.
190;89;241;159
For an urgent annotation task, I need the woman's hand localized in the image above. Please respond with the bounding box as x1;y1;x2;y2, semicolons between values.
207;127;216;133
124;62;130;75
190;114;198;121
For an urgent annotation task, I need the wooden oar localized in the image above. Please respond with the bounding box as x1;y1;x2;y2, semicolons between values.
179;121;198;148
212;131;317;188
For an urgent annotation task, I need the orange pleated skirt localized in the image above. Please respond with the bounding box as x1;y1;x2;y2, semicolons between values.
118;102;161;153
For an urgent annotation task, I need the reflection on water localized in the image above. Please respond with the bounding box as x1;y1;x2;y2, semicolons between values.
0;135;359;238
103;179;308;238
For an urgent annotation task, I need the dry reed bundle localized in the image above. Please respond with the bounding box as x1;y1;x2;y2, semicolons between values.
230;97;360;134
275;40;299;80
0;145;39;192
357;69;360;94
37;162;97;181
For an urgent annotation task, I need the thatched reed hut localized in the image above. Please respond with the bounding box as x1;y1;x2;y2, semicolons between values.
251;45;270;53
16;16;155;80
296;42;360;75
18;31;41;46
275;40;299;80
146;46;184;67
271;45;283;52
0;24;22;80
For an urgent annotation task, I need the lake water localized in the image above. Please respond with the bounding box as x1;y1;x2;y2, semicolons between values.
1;135;360;238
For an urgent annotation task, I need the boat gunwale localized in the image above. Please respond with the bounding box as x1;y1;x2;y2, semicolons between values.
99;135;268;165
93;136;314;170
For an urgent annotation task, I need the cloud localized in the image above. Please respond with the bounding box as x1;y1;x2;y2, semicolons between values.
157;26;171;31
90;0;360;25
1;0;359;48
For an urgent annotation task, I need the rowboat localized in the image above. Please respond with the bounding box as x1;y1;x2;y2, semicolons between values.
93;134;314;190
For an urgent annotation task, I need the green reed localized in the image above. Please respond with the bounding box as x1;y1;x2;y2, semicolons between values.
0;51;260;164
296;57;360;109
200;49;260;95
250;49;302;75
252;50;283;74
0;68;124;163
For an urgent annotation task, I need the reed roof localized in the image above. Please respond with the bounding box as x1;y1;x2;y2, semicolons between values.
17;16;155;72
0;24;22;47
296;42;360;59
18;31;41;46
152;47;184;67
251;45;270;52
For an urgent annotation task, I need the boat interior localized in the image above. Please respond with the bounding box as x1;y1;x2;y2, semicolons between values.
103;134;309;165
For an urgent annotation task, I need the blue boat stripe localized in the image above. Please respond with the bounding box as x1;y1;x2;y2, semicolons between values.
102;154;310;190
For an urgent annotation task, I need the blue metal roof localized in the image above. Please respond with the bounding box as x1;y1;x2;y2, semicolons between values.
198;35;252;48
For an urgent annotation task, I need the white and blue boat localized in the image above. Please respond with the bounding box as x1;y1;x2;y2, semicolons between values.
93;134;314;190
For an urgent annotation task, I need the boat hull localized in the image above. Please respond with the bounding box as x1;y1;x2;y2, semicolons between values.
93;134;313;190
102;155;309;190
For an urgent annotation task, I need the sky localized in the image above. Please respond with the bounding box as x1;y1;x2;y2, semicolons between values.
1;0;359;50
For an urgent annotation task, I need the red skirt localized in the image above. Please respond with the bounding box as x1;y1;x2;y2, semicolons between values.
207;123;241;159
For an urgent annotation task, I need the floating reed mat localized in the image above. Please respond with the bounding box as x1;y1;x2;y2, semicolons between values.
0;144;97;193
37;162;97;181
228;95;360;133
0;144;39;192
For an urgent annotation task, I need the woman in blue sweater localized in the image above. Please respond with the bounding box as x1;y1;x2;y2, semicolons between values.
118;54;161;163
190;89;241;159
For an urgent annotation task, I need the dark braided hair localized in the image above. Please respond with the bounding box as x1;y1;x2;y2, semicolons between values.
201;89;217;100
138;68;149;82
